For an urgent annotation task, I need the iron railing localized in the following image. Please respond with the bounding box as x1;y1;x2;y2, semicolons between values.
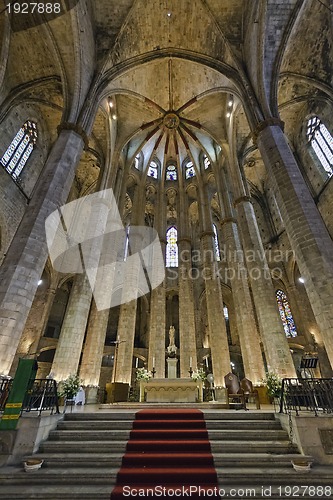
0;378;59;416
279;378;333;416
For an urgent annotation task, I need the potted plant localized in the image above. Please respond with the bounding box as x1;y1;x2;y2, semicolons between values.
58;374;82;402
135;367;152;382
191;368;206;382
262;371;282;406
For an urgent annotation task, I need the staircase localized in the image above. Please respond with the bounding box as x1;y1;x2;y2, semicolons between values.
0;410;332;499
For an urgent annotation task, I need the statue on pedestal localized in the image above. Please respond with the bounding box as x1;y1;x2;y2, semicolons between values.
166;325;177;358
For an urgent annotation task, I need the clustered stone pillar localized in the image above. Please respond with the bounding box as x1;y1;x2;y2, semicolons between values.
256;123;333;372
115;183;145;384
79;170;130;396
178;191;197;378
148;187;166;377
0;129;86;375
199;184;231;387
217;167;266;384
51;193;112;381
221;219;266;384
234;196;296;377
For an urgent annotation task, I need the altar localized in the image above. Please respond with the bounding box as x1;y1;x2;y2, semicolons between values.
139;378;203;403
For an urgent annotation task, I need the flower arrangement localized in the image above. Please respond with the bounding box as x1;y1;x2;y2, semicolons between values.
262;371;282;398
136;367;152;382
166;344;177;357
58;374;82;400
191;368;206;382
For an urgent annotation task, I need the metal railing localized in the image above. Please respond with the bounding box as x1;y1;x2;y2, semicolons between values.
279;378;333;416
0;378;59;416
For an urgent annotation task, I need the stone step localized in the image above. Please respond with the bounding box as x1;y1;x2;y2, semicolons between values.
39;438;297;454
0;483;329;500
0;465;331;486
57;418;282;431
29;451;313;469
48;428;288;441
68;410;276;421
40;440;128;453
57;420;134;430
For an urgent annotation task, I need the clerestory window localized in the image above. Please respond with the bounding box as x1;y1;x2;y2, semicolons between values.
306;116;333;176
0;121;38;179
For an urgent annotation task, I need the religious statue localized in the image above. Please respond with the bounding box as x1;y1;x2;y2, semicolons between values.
169;325;175;346
167;325;177;358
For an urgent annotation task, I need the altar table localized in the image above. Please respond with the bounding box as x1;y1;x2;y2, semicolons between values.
139;378;203;403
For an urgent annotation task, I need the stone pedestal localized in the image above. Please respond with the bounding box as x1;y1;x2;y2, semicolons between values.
167;357;178;378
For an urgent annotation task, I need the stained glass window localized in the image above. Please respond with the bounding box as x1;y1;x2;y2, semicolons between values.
306;117;333;176
213;224;221;261
0;121;37;179
276;289;297;338
166;164;177;181
148;160;158;179
204;155;211;169
185;160;195;179
166;226;178;267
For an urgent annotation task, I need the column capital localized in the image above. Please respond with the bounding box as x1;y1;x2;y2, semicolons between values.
234;195;252;207
221;216;237;226
200;230;214;239
57;122;89;149
252;118;284;143
177;237;192;244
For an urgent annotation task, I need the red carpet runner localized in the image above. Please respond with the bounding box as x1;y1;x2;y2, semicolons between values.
111;409;221;499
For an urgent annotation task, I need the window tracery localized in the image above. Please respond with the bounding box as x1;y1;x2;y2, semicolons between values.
306;116;333;176
276;289;297;338
0;121;37;179
166;226;178;267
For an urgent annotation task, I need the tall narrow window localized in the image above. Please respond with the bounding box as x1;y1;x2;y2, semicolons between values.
213;224;221;261
148;160;158;179
166;226;178;267
203;154;211;169
133;154;141;170
306;116;333;176
124;225;130;261
0;121;37;179
166;164;177;181
185;160;195;179
276;289;297;338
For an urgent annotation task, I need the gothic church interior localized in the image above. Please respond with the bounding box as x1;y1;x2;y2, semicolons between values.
0;0;333;401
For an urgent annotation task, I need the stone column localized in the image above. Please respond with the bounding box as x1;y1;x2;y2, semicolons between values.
256;123;333;371
115;183;144;384
78;299;108;401
9;283;58;378
234;196;296;377
51;274;92;381
0;129;86;375
148;187;166;378
50;187;114;381
79;162;128;394
198;184;231;387
218;169;266;384
178;189;197;378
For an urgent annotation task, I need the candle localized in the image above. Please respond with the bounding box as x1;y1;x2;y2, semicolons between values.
152;356;155;367
135;358;139;368
205;357;209;368
190;356;192;368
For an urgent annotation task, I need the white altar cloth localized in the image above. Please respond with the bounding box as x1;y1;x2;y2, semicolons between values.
139;378;203;403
